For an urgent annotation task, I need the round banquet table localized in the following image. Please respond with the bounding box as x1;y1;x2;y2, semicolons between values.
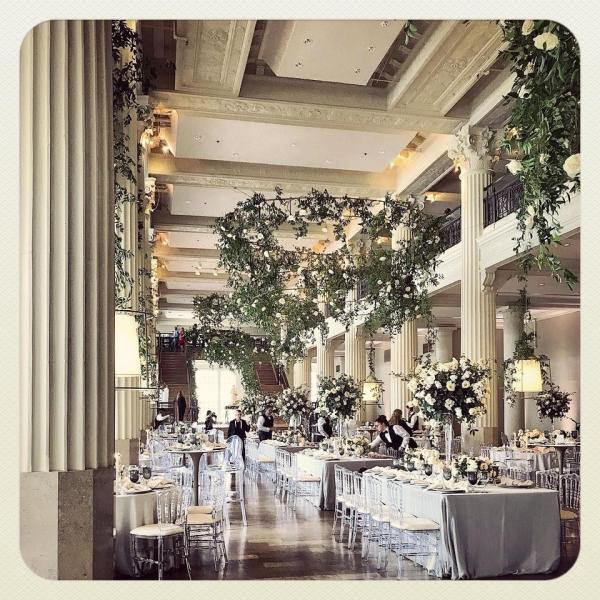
528;441;580;497
114;490;157;576
167;448;219;505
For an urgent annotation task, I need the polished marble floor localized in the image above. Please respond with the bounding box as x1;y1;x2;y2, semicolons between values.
120;474;577;580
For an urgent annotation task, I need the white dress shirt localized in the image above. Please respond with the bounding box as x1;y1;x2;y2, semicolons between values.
317;417;329;437
407;412;419;430
256;415;272;433
369;425;410;449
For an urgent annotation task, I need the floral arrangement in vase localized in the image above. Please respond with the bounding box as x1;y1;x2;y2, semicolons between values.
451;454;492;479
536;385;572;423
316;374;361;420
276;386;310;425
238;391;277;423
404;354;489;432
343;435;371;457
515;428;547;448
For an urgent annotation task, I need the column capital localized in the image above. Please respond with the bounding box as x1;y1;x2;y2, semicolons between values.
448;124;493;175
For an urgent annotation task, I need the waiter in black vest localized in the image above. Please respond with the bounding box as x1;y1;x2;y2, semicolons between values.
369;414;417;451
256;406;275;442
227;409;251;459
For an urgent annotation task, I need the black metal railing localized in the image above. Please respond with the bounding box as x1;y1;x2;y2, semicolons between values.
484;179;523;227
438;207;461;252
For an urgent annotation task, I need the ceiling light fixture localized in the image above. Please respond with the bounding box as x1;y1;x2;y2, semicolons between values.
380;21;390;28
232;152;239;158
354;68;361;74
368;45;375;52
295;61;303;68
303;38;313;45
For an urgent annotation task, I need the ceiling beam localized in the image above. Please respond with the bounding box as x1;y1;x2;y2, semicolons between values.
149;155;395;198
150;89;463;135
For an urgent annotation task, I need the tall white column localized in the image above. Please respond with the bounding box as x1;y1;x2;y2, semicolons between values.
344;300;366;420
434;327;455;362
449;125;498;445
316;338;335;378
389;224;417;414
501;305;525;436
20;21;114;579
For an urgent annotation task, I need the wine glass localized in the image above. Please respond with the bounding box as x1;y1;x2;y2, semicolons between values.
128;465;140;484
442;465;453;481
466;471;478;492
424;464;433;477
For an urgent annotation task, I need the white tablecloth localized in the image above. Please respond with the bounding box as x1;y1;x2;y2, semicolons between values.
258;441;307;460
401;483;560;579
489;447;556;474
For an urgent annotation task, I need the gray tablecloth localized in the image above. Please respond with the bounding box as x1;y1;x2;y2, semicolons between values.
114;491;158;576
259;441;307;460
297;454;394;510
402;484;560;579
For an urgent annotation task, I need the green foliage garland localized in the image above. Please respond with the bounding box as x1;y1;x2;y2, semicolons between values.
500;20;580;287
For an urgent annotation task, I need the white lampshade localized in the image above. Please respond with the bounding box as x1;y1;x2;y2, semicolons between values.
513;359;543;392
362;373;382;404
115;314;141;377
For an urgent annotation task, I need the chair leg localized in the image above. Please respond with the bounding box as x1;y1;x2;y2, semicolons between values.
157;536;164;580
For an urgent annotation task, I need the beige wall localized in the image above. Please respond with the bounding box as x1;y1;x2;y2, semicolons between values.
528;311;580;431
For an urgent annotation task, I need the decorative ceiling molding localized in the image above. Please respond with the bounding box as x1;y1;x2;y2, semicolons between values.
149;156;394;198
150;90;462;134
392;21;504;116
175;20;256;97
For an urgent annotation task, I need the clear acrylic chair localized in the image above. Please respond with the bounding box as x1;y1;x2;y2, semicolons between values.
186;470;228;571
332;465;346;537
387;480;440;577
536;469;559;489
361;475;390;566
288;452;320;509
130;486;192;580
560;473;580;557
275;449;292;499
222;435;247;526
338;468;356;544
349;471;369;551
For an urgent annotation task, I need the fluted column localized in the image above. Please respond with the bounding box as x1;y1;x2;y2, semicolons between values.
389;224;417;414
20;21;114;579
316;338;335;379
344;292;366;419
293;356;311;390
482;280;498;443
449;125;498;445
434;327;455;362
501;305;525;436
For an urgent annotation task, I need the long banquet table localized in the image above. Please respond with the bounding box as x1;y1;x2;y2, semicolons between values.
399;482;561;579
296;453;394;510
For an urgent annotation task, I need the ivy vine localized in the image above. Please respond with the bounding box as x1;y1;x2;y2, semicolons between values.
500;20;580;287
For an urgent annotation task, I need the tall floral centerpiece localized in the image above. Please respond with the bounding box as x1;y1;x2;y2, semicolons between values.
404;355;490;461
316;374;361;437
276;386;310;429
238;392;276;424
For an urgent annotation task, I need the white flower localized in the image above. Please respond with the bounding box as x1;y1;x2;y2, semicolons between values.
444;399;454;410
468;408;477;415
563;153;580;178
379;256;386;262
263;250;269;258
454;407;463;420
539;153;549;165
446;381;456;392
521;20;535;36
518;85;529;99
506;159;522;175
534;32;559;51
450;374;457;382
466;459;478;472
426;394;436;406
279;297;285;305
407;378;418;392
435;380;442;389
462;380;471;389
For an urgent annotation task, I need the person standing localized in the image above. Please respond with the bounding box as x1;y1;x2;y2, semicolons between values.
256;406;275;442
170;325;178;351
406;407;420;431
176;390;187;422
317;412;333;439
178;326;186;352
204;410;216;431
228;409;251;459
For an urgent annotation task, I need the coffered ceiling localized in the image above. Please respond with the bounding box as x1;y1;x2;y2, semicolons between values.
143;19;574;327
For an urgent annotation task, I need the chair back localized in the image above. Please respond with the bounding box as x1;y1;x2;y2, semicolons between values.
536;469;559;490
157;486;191;528
388;480;404;524
562;473;580;511
352;471;367;512
170;466;193;489
341;468;354;504
364;475;385;521
224;435;245;471
334;464;344;501
500;432;510;447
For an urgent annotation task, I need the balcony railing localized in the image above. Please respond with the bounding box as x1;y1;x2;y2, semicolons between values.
438;207;461;252
484;179;524;227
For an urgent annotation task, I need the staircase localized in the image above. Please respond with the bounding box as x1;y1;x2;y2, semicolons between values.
158;348;192;420
254;360;288;395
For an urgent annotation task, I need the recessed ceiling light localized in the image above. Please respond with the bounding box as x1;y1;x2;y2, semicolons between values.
368;45;375;52
295;61;303;68
324;159;332;164
354;68;361;74
380;21;390;28
303;38;313;45
290;142;297;148
378;150;385;155
232;152;239;158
